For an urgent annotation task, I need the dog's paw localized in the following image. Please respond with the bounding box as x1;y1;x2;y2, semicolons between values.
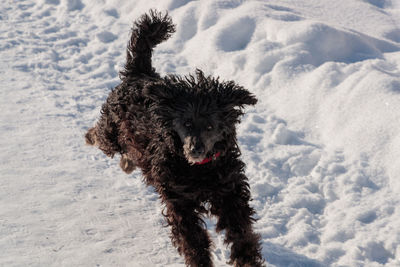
119;154;136;174
85;127;97;146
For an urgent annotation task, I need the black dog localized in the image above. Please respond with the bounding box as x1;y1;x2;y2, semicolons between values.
85;10;265;267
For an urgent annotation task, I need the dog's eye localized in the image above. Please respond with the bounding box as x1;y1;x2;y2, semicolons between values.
206;125;213;131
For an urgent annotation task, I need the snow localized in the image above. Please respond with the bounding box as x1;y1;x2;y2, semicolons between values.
1;0;400;266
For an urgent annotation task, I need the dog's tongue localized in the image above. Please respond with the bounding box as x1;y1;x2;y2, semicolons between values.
195;152;221;165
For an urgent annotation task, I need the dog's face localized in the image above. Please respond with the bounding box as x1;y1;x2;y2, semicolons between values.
144;71;257;164
172;107;224;164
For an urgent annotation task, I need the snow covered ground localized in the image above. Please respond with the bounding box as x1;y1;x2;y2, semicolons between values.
1;0;400;266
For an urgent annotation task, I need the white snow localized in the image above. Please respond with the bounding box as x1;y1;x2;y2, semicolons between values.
1;0;400;266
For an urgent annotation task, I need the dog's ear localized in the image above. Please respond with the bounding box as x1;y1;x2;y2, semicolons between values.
218;82;257;108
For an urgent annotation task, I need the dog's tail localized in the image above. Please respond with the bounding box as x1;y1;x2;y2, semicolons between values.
120;10;175;78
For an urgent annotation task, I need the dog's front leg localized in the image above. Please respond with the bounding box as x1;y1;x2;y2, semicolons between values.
211;178;265;267
164;200;214;267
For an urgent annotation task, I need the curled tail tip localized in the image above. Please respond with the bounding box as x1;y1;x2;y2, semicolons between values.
130;9;176;52
136;9;176;45
122;10;175;77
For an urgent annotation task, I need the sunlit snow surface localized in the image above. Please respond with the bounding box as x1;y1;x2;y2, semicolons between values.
1;0;400;266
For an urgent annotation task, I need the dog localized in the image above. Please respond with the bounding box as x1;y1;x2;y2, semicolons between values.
85;10;265;267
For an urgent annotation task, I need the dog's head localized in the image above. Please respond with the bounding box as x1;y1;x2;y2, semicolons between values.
144;70;257;164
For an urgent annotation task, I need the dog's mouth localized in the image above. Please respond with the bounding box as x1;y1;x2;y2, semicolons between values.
182;141;208;164
185;151;221;165
181;139;224;165
185;153;207;164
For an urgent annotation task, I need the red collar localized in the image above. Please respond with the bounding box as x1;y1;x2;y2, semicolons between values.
195;152;221;165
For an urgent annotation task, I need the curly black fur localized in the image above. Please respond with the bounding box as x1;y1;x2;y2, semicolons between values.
85;10;265;267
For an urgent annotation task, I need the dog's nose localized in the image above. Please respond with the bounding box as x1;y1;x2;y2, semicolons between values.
190;143;205;156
